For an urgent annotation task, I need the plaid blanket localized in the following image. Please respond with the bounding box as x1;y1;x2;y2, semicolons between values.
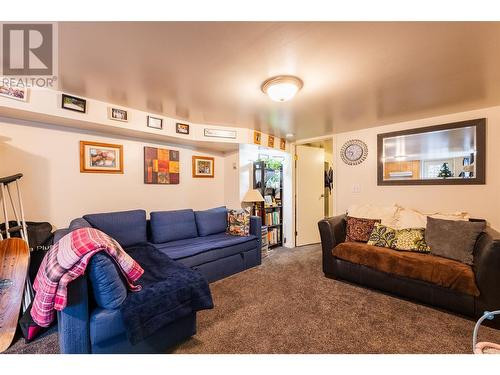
31;227;144;327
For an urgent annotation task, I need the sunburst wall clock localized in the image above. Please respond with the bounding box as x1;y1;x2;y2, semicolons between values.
340;139;368;166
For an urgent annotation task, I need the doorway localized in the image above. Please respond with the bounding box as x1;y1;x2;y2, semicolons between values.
295;138;334;246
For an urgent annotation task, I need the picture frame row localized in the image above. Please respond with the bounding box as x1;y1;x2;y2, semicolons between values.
253;130;286;150
79;141;215;183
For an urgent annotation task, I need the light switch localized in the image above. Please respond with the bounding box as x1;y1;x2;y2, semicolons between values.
352;184;361;193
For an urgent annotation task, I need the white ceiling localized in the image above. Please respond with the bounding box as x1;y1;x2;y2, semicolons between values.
57;22;500;140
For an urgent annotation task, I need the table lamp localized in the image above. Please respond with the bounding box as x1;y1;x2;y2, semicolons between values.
242;189;264;216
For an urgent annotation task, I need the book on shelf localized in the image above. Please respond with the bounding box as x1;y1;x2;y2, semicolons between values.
267;227;281;246
265;211;280;226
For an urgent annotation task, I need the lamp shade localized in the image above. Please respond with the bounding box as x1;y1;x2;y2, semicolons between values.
242;189;264;203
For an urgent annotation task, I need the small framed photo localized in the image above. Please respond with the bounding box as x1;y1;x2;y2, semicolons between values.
192;156;215;178
254;131;262;145
280;138;286;150
0;85;28;101
268;135;275;148
147;116;163;130
108;107;128;122
80;141;123;174
62;94;86;113
176;123;190;135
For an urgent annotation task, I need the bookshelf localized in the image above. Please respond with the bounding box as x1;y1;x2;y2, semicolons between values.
253;160;283;249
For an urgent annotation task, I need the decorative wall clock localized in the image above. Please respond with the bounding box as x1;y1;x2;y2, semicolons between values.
340;139;368;165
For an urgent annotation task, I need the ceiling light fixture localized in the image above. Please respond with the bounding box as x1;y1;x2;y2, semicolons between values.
261;75;303;102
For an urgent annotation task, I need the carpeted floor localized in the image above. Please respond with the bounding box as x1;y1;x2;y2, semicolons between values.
5;245;500;354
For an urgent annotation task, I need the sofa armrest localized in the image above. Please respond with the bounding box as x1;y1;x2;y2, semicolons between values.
473;227;500;314
57;274;91;354
318;214;346;275
250;216;262;263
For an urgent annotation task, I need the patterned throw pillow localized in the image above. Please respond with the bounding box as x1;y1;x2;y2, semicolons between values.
345;216;381;243
227;208;251;236
367;223;397;248
393;228;430;253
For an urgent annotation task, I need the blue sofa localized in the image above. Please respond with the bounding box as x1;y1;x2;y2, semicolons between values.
54;206;262;353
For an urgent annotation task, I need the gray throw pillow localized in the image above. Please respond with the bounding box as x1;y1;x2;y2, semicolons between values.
425;217;486;265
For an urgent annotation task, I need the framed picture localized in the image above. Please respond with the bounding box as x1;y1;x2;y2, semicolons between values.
80;141;123;174
268;135;275;148
192;156;215;178
108;107;128;122
144;146;180;184
62;94;86;113
280;138;286;150
147;116;163;130
176;123;190;135
0;85;28;101
204;128;237;139
254;131;261;145
258;154;269;160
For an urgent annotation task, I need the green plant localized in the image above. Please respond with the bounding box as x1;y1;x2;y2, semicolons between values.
265;159;282;170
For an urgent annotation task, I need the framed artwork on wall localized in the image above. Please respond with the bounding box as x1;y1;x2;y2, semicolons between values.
108;107;128;122
280;138;286;150
0;84;28;101
144;146;180;184
204;128;237;139
80;141;123;174
192;155;215;178
62;94;86;113
254;131;261;145
176;123;190;135
147;116;163;130
268;135;275;148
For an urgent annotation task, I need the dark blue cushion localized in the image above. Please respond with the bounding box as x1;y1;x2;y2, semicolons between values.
150;209;198;243
83;210;147;247
194;206;227;236
88;252;127;310
151;232;257;266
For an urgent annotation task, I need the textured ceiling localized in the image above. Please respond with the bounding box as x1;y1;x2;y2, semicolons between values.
57;22;500;140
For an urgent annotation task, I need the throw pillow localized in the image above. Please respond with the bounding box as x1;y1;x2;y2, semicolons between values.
345;216;381;243
347;204;399;227
393;228;430;253
227;208;251;236
367;223;397;248
425;217;486;265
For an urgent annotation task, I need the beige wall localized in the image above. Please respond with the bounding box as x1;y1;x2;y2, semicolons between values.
334;106;500;231
0;117;227;228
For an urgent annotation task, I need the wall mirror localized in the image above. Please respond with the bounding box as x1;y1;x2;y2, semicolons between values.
377;118;486;185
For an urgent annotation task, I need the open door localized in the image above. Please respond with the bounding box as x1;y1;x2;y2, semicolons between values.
295;144;325;246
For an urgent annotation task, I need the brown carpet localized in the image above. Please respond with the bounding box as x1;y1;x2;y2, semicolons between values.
5;245;500;354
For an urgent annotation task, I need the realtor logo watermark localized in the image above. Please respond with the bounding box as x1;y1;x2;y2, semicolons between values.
0;22;58;88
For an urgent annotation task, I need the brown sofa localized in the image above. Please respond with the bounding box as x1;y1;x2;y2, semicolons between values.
318;214;500;321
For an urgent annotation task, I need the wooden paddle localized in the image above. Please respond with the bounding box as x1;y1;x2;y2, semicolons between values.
0;238;29;353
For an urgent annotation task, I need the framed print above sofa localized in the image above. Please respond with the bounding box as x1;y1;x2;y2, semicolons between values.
80;141;123;174
192;156;214;178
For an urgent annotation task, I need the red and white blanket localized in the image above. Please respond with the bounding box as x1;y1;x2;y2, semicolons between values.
31;227;144;327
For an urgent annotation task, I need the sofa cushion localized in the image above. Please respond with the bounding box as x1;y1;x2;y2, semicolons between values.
345;216;380;242
194;206;227;236
152;232;257;267
150;209;198;243
89;252;127;309
347;203;399;227
333;241;480;296
367;223;397;248
83;210;147;248
227;208;251;236
393;228;430;253
425;217;485;265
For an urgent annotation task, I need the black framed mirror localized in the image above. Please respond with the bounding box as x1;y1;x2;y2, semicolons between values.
377;118;486;185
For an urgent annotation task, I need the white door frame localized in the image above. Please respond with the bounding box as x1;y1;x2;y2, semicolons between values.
292;134;334;247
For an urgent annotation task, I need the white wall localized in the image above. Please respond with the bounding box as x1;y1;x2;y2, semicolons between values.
0;117;227;228
333;106;500;231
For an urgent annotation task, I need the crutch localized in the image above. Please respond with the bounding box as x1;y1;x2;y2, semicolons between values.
0;173;34;312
